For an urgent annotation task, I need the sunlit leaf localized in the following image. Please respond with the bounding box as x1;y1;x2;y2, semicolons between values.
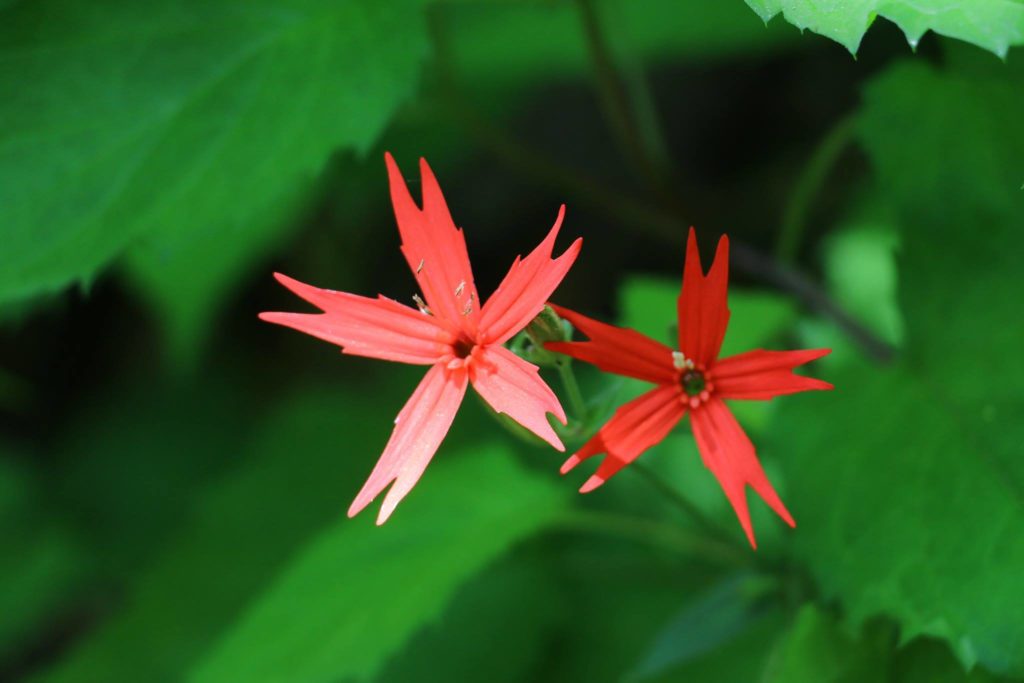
744;0;1024;56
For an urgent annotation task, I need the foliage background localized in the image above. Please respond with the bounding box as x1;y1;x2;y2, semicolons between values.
2;1;1023;681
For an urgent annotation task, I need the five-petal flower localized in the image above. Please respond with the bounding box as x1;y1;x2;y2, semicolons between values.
546;228;832;547
260;153;581;523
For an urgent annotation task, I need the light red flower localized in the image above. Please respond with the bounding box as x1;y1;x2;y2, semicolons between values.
547;228;831;547
260;153;581;523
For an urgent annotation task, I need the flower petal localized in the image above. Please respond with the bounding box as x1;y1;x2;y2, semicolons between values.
710;348;833;400
259;273;454;365
471;345;566;450
677;228;730;367
478;205;582;345
348;364;468;524
385;152;480;329
545;305;678;384
561;385;686;493
689;398;794;548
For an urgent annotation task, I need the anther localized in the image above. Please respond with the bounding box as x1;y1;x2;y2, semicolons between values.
416;259;425;274
672;351;694;370
455;280;465;297
461;293;475;316
413;294;431;315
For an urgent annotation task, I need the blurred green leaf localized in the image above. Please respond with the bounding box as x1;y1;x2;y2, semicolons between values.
36;385;405;683
0;455;88;666
374;553;565;683
773;59;1024;676
823;223;902;347
542;534;727;683
442;0;794;94
744;0;1024;56
190;445;566;683
649;609;787;683
0;0;427;359
760;606;889;683
893;638;1015;683
52;380;254;578
628;573;774;681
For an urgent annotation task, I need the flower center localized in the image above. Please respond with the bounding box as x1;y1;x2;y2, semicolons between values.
453;336;475;359
681;370;706;397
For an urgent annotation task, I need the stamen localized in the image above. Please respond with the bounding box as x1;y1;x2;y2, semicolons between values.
412;294;431;315
672;351;694;370
454;280;465;297
461;293;475;316
416;259;425;274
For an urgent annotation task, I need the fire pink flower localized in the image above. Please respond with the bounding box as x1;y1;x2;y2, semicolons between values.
546;228;831;547
260;153;581;523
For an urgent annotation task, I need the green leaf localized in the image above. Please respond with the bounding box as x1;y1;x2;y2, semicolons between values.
760;606;889;683
52;380;254;578
0;454;88;665
772;59;1024;676
190;445;566;683
443;0;795;93
893;638;1014;683
822;223;902;348
370;554;564;683
744;0;1024;57
0;0;427;352
628;574;775;681
36;385;409;683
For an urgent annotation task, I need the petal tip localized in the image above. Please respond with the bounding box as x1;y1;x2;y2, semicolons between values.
560;454;581;474
580;474;605;494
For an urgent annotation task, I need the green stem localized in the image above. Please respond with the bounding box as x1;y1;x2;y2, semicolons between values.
776;115;857;263
630;460;740;548
556;358;589;423
550;508;747;568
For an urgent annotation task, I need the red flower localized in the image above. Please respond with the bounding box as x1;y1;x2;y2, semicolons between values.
260;153;581;523
547;229;831;547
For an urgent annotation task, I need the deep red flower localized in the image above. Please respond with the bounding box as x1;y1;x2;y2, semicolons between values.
260;153;581;523
547;229;831;547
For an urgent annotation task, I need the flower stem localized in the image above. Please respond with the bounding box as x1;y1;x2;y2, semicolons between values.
556;357;589;423
629;460;740;547
776;115;857;264
550;508;747;568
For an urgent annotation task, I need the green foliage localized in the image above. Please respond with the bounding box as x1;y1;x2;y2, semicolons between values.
772;57;1024;675
628;574;775;681
0;0;427;359
375;554;565;683
744;0;1024;57
35;387;401;683
0;456;88;665
761;606;890;682
192;447;565;683
4;0;1024;679
443;0;794;92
